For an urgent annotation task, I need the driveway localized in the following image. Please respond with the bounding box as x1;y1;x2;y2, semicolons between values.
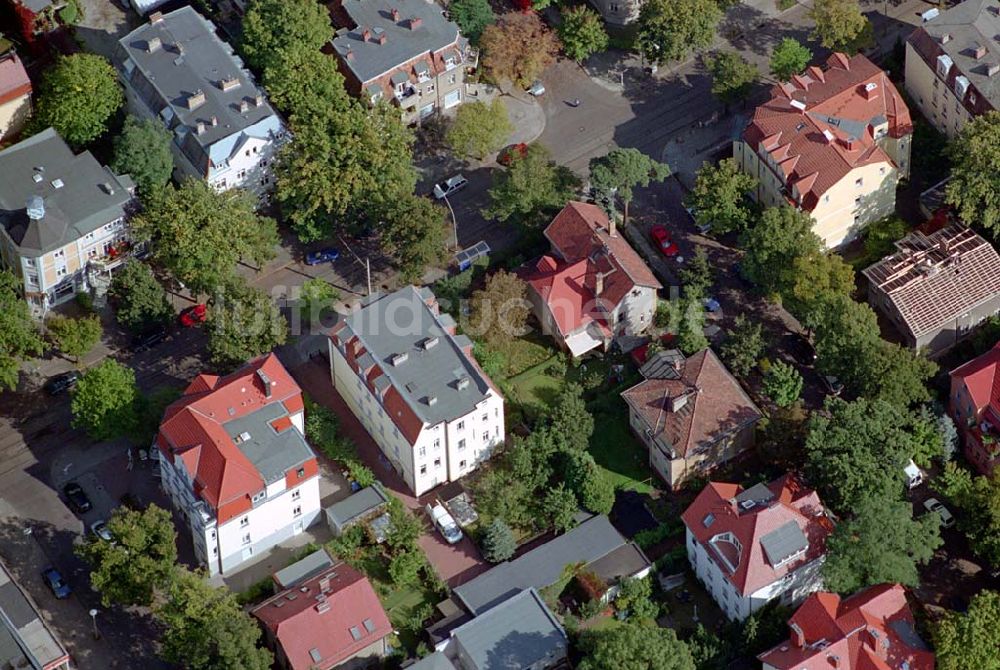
73;0;137;59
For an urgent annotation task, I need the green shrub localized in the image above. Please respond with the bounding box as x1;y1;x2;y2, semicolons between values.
75;291;94;312
58;0;79;24
634;519;684;549
235;576;273;605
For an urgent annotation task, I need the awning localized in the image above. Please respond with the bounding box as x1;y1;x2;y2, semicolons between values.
565;328;604;358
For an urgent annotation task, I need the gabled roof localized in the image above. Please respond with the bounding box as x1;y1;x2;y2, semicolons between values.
743;52;911;210
758;584;934;670
251;558;392;670
863;224;1000;340
621;349;762;459
681;475;833;596
519;257;610;338
157;354;314;512
951;341;1000;413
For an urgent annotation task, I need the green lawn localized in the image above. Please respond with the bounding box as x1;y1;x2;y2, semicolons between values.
588;402;655;494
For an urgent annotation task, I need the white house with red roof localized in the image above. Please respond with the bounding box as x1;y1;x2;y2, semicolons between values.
681;475;834;621
758;584;934;670
735;52;912;249
519;201;662;358
949;341;1000;475
155;354;321;576
250;549;392;670
328;286;504;496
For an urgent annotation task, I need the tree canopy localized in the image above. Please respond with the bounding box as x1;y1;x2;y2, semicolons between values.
937;463;1000;565
109;259;173;334
945;111;1000;236
469;270;530;345
111;117;174;197
558;6;609;62
578;622;696;670
30;54;123;148
239;0;332;73
47;314;102;363
447;0;495;44
637;0;722;65
809;0;868;51
763;360;803;408
707;50;759;106
379;194;449;283
133;179;278;294
480;518;516;563
0;271;43;390
686;158;757;235
480;13;560;87
76;504;178;607
932;590;1000;670
720;314;765;378
71;359;138;441
485;144;579;224
770;38;812;82
207;281;288;368
446;99;513;160
589;148;670;224
739;206;822;297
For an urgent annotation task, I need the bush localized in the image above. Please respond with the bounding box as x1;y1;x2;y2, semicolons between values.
236;577;274;606
634;519;684;549
481;518;517;563
75;291;94;312
58;0;79;24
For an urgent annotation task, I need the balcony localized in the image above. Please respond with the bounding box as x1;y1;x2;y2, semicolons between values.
394;85;417;101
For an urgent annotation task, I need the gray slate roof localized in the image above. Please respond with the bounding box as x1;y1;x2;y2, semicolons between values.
224;402;315;486
0;129;133;255
337;286;494;428
917;0;1000;109
331;0;461;84
453;515;635;615
759;520;809;567
324;485;390;528
273;549;335;589
116;7;282;168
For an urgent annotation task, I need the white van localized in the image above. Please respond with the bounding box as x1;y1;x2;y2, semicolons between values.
426;503;463;544
904;460;923;489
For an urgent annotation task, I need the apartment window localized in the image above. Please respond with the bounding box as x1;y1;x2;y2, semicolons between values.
854;196;862;206
458;439;466;451
483;432;490;443
433;438;440;449
459;460;467;469
237;169;247;180
448;74;456;85
292;489;301;500
420;465;427;475
242;533;251;545
55;266;67;278
245;150;251;157
53;249;65;259
212;546;218;555
879;167;886;176
933;78;939;88
240;516;249;527
854;178;863;187
482;413;488;422
419;446;426;457
434;458;441;468
293;505;302;517
297;467;305;478
23;258;34;268
457;421;465;431
823;194;830;203
971;92;978;106
610;2;619;9
252;491;265;503
425;84;435;94
26;274;38;287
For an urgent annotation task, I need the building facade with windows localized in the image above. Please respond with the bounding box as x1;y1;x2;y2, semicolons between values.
735;52;912;248
155;354;321;576
905;0;1000;140
586;0;641;25
328;0;468;124
328;286;505;496
116;7;286;196
0;128;136;317
681;475;833;621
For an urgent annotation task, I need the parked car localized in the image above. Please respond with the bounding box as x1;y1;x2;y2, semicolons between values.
924;498;955;528
650;225;679;257
684;206;712;234
90;520;113;542
131;327;168;353
821;375;844;396
426;503;463;544
788;335;817;366
179;303;207;327
498;143;528;167
43;371;79;395
433;175;468;199
528;80;545;96
305;248;340;265
41;567;71;599
62;482;91;514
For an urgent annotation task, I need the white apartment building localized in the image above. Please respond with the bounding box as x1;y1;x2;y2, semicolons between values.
328;286;505;496
681;477;833;621
116;7;286;197
0;128;136;317
155;354;322;576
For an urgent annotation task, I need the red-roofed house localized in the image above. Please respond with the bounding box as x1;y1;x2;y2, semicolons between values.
758;584;935;670
681;475;833;621
251;551;392;670
156;354;321;576
949;342;1000;474
735;52;912;249
0;52;31;141
621;349;762;490
520;201;662;357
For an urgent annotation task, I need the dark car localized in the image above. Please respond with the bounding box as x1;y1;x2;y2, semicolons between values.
305;248;340;265
131;327;168;353
43;371;79;395
62;482;92;514
41;567;71;599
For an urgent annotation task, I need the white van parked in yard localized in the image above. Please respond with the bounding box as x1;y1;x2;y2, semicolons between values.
426;503;463;544
904;459;924;489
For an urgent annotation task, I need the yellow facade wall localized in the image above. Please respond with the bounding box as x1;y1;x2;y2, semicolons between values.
904;41;974;140
0;93;30;141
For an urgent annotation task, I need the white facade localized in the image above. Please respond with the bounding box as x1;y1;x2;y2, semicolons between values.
686;528;825;621
158;411;322;577
610;285;657;337
329;340;505;496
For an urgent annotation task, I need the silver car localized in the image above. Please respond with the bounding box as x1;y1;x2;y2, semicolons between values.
923;498;955;528
433;174;468;199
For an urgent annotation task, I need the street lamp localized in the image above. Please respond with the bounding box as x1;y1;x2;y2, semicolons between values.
442;194;459;250
89;608;100;640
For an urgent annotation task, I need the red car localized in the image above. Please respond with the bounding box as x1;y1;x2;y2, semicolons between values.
650;225;679;257
179;304;207;327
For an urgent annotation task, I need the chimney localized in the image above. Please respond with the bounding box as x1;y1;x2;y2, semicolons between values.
254;93;265;107
239;99;249;113
146;36;162;52
345;47;355;61
409;16;422;29
789;622;805;648
186;89;206;110
974;43;987;59
667;391;690;413
256;369;272;398
608;214;616;237
195;121;206;135
219;76;241;92
390;7;400;21
987;63;1000;77
362;27;371;41
594;271;605;297
822;129;835;143
862;81;878;99
827;654;841;669
25;196;44;221
377;31;387;45
209;115;218;127
940;33;951;44
149;10;163;23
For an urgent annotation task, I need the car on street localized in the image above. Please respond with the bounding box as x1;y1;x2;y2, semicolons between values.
650;225;679;257
305;248;340;265
821;375;844;396
426;503;463;544
433;175;468;200
528;80;545;96
924;498;955;528
90;520;113;542
131;327;168;353
498;143;528;166
43;371;79;395
62;482;92;514
41;567;71;599
179;303;207;327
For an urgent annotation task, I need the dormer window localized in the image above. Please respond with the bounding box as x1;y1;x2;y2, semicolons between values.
709;532;742;573
251;491;265;504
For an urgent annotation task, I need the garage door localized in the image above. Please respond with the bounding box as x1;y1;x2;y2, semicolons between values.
444;89;461;109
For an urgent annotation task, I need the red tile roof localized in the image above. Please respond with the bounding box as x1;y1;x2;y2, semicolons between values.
759;584;935;670
950;341;1000;415
535;201;661;314
743;52;911;210
681;474;833;596
0;52;30;107
520;257;609;337
251;561;392;670
621;349;762;459
157;354;304;514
